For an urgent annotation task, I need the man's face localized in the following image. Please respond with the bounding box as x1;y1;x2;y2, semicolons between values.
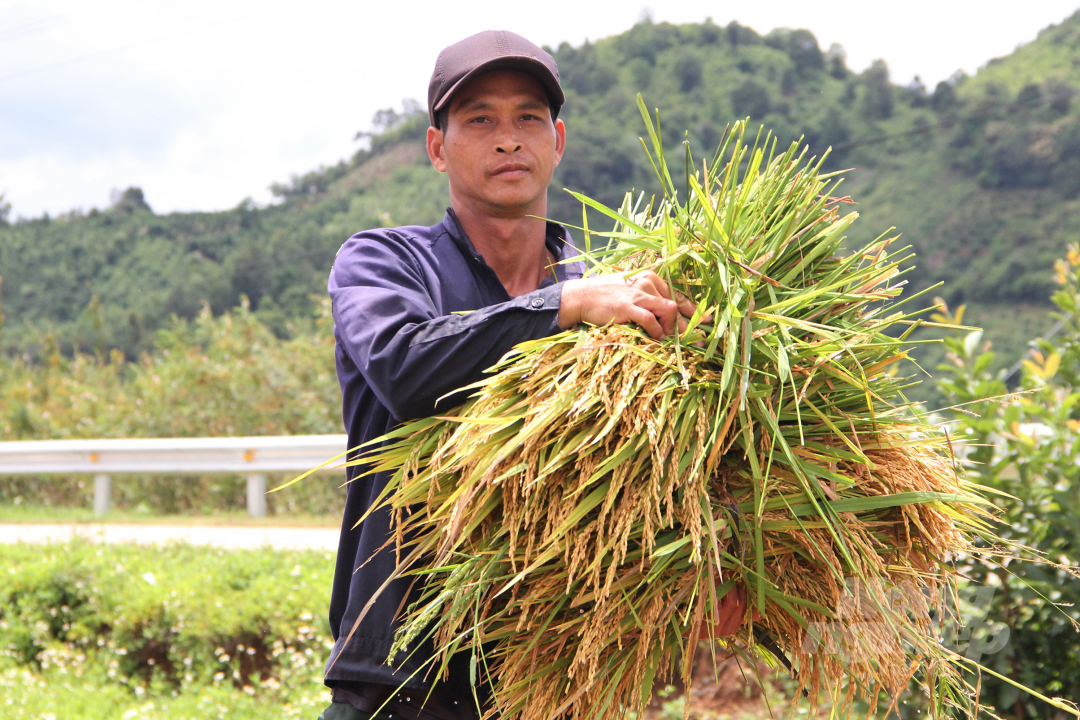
427;70;565;219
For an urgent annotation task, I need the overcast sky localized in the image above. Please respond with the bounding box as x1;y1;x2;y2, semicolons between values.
2;0;1078;219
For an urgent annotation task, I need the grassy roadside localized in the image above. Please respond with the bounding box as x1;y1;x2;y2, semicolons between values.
0;504;339;527
0;665;331;720
0;540;335;719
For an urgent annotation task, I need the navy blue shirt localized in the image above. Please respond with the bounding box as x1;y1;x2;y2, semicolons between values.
325;209;584;710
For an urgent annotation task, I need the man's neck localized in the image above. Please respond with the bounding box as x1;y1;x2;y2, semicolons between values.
451;202;552;297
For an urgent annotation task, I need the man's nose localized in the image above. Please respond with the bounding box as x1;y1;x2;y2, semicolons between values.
494;123;523;154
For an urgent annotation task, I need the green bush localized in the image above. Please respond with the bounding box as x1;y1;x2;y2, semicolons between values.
0;541;334;718
933;247;1080;719
0;299;344;515
0;298;339;442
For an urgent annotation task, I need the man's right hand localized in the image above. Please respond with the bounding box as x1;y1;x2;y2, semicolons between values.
558;271;697;340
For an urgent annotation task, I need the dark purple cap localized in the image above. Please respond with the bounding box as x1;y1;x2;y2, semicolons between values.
428;30;564;129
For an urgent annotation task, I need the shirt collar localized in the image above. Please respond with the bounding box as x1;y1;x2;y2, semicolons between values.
442;208;584;282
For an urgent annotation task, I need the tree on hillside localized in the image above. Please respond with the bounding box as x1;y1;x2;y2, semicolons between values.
672;50;703;92
698;18;721;45
825;43;848;80
861;59;894;119
110;187;152;214
730;80;771;119
931;80;959;112
785;29;825;75
370;99;422;133
905;76;929;107
947;82;1080;196
725;21;759;52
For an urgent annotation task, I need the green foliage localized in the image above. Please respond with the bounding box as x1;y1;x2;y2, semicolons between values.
111;186;153;214
947;81;1080;194
0;299;338;441
839;63;1080;361
545;19;877;223
860;59;895;120
730;80;771;118
0;540;333;718
931;80;959;112
933;247;1080;719
0;300;343;515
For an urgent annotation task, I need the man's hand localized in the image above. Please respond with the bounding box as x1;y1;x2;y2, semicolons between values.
558;271;697;340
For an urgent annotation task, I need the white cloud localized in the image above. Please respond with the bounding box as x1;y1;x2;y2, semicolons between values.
0;70;196;162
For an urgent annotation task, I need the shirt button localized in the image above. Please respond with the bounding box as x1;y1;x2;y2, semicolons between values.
530;297;545;308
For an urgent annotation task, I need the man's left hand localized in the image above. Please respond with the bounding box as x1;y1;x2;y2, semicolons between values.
557;270;697;340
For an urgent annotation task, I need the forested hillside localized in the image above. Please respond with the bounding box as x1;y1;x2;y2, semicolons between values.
3;13;1080;369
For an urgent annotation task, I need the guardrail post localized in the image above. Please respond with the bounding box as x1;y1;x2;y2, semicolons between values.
93;474;111;516
246;473;267;518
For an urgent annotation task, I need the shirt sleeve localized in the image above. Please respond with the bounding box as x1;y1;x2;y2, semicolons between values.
329;231;565;421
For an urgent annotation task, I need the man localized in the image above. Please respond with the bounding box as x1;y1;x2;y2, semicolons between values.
322;30;743;720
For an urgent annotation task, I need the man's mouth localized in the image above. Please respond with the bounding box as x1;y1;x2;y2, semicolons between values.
491;163;530;177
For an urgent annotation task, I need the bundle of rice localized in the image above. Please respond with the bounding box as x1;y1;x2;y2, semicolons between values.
341;103;1073;720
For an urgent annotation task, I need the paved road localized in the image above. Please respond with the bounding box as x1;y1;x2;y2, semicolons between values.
0;523;340;551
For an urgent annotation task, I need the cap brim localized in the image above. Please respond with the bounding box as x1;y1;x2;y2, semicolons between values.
432;55;565;118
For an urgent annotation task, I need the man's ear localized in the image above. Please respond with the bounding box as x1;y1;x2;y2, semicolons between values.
427;126;448;173
553;118;566;168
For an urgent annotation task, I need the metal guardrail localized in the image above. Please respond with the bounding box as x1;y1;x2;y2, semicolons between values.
2;423;1053;519
0;435;349;517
